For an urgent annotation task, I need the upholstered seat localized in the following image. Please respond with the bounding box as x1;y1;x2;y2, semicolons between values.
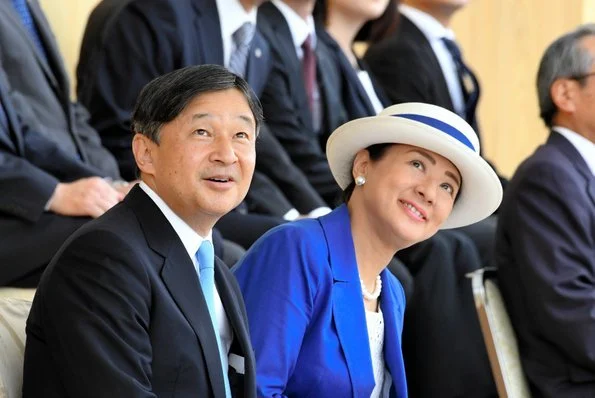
0;290;34;398
468;268;531;398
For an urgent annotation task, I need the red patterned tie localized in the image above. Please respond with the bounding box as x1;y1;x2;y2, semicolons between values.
301;35;316;114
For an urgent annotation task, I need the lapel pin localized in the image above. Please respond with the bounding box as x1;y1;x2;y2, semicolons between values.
254;48;262;58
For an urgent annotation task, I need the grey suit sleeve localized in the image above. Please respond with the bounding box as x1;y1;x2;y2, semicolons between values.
508;162;595;372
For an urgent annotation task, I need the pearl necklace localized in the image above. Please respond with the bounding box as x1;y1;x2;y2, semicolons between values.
360;275;382;301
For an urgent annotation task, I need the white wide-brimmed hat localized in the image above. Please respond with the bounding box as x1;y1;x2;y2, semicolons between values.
326;102;502;229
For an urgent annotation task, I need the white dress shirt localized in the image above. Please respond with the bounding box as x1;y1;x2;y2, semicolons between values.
399;4;465;116
139;182;233;371
552;126;595;175
215;0;257;68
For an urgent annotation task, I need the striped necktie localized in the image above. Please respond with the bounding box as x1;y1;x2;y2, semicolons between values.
228;22;255;77
196;240;231;398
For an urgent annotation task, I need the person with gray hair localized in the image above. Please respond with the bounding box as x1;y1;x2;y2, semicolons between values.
23;64;260;397
496;24;595;397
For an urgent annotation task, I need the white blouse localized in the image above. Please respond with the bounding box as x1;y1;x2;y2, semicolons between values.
366;308;392;397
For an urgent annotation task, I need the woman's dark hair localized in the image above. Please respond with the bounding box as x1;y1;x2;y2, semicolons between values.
313;0;400;44
356;0;400;44
342;143;393;202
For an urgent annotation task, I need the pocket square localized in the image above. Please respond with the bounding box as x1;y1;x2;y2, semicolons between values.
229;353;245;375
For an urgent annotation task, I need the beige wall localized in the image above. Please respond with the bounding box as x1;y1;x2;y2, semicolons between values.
38;0;100;96
40;0;595;177
452;0;595;177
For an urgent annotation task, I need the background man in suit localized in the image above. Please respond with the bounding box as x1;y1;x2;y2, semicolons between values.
77;0;331;248
0;67;129;287
497;24;595;397
257;0;348;205
0;0;120;178
24;65;258;397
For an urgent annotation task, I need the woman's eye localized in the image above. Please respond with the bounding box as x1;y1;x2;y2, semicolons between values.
410;160;424;170
440;183;454;194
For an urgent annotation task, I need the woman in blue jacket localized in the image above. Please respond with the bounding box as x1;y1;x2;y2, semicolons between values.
233;102;502;397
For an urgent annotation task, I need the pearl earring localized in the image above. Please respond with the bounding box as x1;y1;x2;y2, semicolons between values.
355;175;366;186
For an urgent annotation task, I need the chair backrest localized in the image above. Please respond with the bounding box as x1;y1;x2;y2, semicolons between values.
468;268;531;398
0;294;33;398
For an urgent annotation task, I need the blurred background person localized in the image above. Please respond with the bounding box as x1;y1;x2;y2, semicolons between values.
497;24;595;398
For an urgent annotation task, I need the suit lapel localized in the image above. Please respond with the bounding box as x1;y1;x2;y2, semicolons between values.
379;271;407;398
193;0;224;65
245;32;269;97
0;74;22;153
0;0;58;93
319;205;375;397
258;3;312;131
549;131;595;207
401;15;454;111
127;186;227;398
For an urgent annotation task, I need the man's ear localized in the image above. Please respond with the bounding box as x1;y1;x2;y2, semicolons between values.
132;133;156;177
352;148;370;181
550;78;577;114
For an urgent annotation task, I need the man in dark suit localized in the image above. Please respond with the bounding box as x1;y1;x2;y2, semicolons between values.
0;66;130;287
257;0;348;205
24;65;258;397
0;0;120;178
496;25;595;397
77;0;331;248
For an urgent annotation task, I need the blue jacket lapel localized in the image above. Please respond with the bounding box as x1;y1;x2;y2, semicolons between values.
319;205;375;396
379;271;408;398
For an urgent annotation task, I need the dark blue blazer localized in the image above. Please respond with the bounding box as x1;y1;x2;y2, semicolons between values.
77;0;271;180
234;205;408;397
317;28;389;120
77;0;327;218
0;70;100;285
496;131;595;397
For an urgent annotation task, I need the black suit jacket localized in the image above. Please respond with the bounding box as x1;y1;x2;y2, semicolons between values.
317;28;389;120
0;69;100;285
496;131;595;397
23;186;256;397
257;2;347;205
0;0;119;178
364;14;466;125
77;0;326;217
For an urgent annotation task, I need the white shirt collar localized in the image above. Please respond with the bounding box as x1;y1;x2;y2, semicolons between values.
399;4;455;42
215;0;257;66
139;182;212;262
552;126;595;175
270;0;317;51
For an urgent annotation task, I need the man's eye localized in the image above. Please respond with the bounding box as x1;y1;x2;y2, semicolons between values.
194;129;208;136
236;132;249;139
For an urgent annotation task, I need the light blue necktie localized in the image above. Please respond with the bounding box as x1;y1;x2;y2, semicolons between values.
196;240;231;397
11;0;48;60
228;22;255;78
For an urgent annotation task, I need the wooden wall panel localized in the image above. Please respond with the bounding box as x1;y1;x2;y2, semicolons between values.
452;0;589;176
38;0;100;98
